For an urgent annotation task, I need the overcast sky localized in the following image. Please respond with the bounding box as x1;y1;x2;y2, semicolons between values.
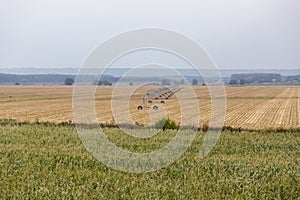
0;0;299;69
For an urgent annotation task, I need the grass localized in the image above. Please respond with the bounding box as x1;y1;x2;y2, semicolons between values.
0;124;299;199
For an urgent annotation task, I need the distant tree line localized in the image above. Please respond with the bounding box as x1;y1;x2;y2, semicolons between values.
5;72;300;86
160;78;203;86
230;73;282;85
0;74;76;85
0;73;120;85
96;79;112;86
285;75;300;84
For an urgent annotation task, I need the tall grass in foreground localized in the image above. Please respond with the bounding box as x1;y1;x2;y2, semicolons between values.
0;125;299;199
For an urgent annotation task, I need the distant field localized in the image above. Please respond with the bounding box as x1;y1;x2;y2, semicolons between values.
0;125;299;199
0;85;299;129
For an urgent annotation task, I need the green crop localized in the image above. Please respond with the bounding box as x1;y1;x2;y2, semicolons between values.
0;125;299;199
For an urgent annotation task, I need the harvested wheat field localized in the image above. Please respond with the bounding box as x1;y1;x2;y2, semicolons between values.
0;85;299;130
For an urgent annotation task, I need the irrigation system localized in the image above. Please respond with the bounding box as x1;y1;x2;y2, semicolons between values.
137;86;182;110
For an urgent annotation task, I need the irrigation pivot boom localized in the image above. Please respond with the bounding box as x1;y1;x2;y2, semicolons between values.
137;86;182;110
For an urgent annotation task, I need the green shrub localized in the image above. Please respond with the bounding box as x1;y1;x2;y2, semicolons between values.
0;118;18;126
154;118;178;130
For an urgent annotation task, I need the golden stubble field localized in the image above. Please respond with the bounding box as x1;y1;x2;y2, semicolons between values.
0;85;299;129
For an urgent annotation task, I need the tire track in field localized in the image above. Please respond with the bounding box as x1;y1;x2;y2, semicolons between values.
271;88;298;127
274;96;290;126
242;87;297;129
225;98;266;128
224;87;288;128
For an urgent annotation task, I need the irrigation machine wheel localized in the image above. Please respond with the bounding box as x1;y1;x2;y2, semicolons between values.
153;105;159;110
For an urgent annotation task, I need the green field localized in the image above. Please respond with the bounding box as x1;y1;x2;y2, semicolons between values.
0;124;299;199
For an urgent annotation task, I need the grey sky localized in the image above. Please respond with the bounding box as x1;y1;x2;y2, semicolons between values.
0;0;299;69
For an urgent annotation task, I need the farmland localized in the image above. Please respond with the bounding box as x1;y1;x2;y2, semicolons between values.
0;125;299;199
0;85;300;199
0;85;299;129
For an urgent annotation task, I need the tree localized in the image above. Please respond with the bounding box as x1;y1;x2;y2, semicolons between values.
64;78;74;85
102;80;112;86
239;79;245;85
96;79;112;86
192;79;198;85
180;79;185;85
161;79;171;86
97;80;103;85
229;79;238;85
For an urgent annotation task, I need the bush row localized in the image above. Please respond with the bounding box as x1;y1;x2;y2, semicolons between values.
1;118;300;133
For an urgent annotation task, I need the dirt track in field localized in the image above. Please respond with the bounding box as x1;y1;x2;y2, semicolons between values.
0;85;299;129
